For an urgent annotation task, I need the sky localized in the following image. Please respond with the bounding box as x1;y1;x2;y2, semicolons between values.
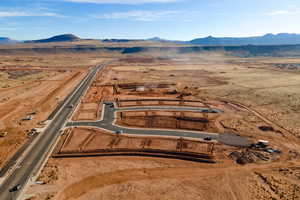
0;0;300;40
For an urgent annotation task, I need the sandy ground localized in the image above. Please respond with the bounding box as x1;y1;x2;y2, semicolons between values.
19;55;300;200
27;156;300;200
0;69;86;167
54;128;215;157
111;60;300;137
117;111;220;133
0;55;108;168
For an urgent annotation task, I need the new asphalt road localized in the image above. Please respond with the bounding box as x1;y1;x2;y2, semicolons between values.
67;103;251;146
0;63;108;200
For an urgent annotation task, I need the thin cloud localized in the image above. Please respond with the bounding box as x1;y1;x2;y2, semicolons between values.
266;10;300;16
92;10;180;21
64;0;180;4
0;10;65;18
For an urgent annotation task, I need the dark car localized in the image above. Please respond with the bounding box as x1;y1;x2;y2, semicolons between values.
204;137;212;141
210;109;220;113
116;130;124;135
202;109;219;113
201;109;210;113
9;184;21;192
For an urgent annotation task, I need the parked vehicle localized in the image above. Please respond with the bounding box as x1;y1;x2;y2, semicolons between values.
204;136;212;141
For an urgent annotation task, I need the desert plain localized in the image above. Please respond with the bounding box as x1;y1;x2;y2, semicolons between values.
0;43;299;200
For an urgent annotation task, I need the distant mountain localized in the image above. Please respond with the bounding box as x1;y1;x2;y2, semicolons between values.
103;37;180;43
102;39;144;43
147;37;186;44
0;37;18;44
190;33;300;45
3;33;300;46
148;37;167;42
25;34;81;43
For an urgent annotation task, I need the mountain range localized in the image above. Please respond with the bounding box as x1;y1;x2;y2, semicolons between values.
1;33;300;45
189;33;300;45
0;37;17;44
24;34;81;43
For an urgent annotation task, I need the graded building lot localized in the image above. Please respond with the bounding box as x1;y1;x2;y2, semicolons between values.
116;110;220;133
53;127;216;159
22;54;300;200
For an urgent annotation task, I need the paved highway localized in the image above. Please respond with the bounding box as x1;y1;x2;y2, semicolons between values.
0;63;108;200
67;103;251;146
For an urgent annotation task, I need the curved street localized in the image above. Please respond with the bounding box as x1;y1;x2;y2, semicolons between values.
67;103;251;147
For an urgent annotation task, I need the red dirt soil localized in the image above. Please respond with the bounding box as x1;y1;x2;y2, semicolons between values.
0;68;87;168
25;61;300;200
54;127;217;157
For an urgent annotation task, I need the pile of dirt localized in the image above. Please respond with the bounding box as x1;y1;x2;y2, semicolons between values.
229;149;270;165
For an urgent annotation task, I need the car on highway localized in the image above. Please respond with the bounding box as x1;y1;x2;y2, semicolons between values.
68;104;74;108
204;136;212;141
116;130;124;135
105;102;114;107
9;184;21;192
201;109;219;113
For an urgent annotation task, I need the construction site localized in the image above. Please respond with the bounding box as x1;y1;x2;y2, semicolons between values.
53;127;218;163
1;53;300;200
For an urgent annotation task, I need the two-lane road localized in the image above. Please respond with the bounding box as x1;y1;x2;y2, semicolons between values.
67;103;251;146
0;63;108;200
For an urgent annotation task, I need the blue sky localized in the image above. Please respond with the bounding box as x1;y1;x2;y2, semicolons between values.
0;0;300;40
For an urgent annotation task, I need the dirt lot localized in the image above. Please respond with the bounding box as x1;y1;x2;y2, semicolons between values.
0;54;108;168
53;127;216;158
16;54;300;200
116;111;220;133
27;156;300;200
